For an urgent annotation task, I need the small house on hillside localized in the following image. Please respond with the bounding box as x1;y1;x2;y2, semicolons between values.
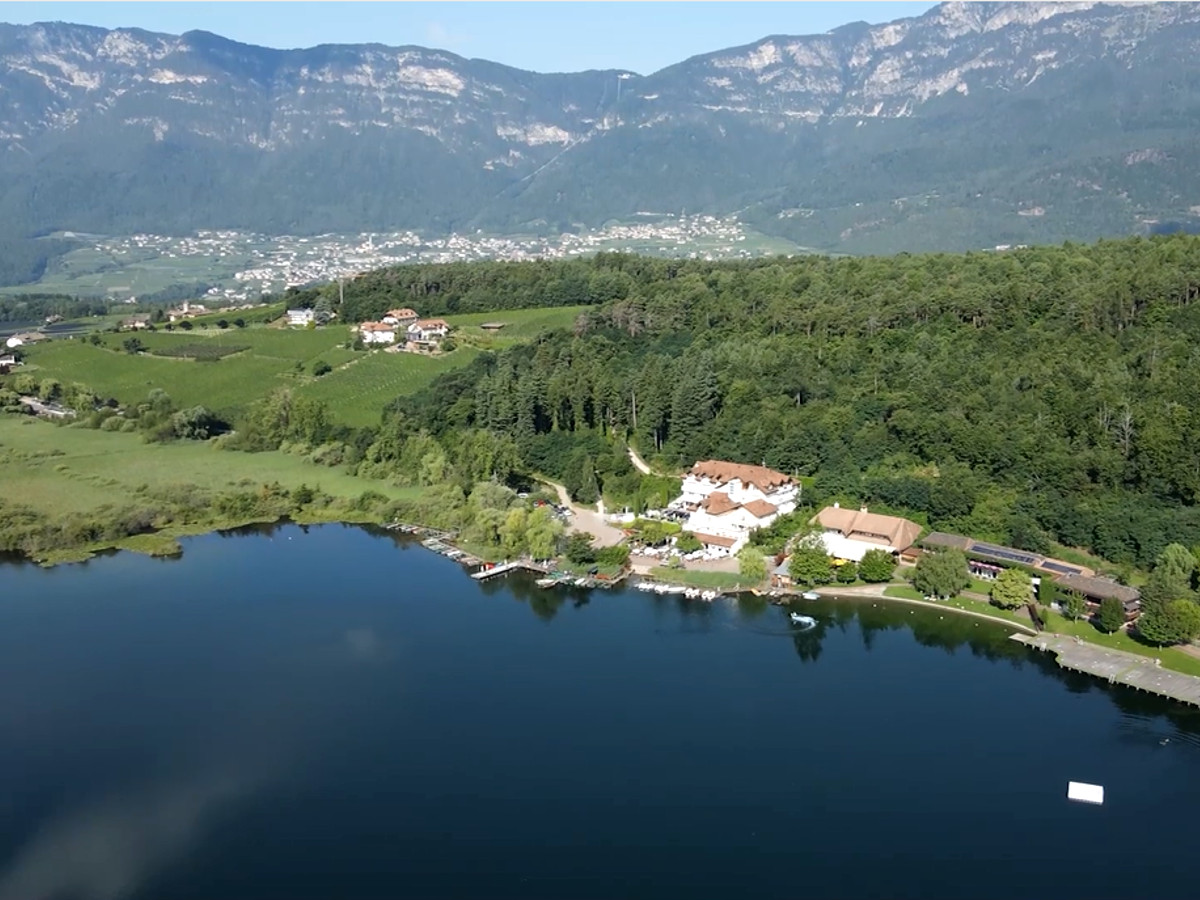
382;308;419;328
167;301;207;322
0;354;17;373
122;314;151;330
287;308;316;326
359;322;396;345
406;318;451;348
814;505;922;562
5;332;46;349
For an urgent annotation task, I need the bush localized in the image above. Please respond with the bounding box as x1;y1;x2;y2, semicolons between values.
675;531;702;553
565;532;596;565
596;544;630;568
312;360;333;377
858;548;896;582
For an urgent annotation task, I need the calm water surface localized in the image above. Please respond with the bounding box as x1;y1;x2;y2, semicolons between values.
1;524;1198;900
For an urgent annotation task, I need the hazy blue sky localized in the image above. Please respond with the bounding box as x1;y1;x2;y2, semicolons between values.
4;2;939;73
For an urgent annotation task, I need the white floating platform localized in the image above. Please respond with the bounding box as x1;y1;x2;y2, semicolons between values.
1067;781;1105;805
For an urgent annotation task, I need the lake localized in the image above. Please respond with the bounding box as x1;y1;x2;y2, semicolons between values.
1;523;1197;900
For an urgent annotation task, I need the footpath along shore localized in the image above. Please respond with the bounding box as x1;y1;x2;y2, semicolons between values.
1013;633;1200;708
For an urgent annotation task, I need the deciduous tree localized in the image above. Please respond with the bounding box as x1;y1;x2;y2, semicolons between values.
857;548;896;583
990;567;1032;610
1097;597;1126;634
1063;591;1088;622
912;549;969;599
737;545;767;583
1136;599;1200;645
789;534;833;586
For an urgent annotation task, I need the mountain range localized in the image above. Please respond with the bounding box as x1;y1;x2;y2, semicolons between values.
2;1;1200;285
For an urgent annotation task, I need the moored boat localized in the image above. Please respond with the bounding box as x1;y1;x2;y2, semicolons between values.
789;611;817;628
801;591;820;601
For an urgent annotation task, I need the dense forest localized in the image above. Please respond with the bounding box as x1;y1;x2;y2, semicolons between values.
10;237;1200;573
374;236;1200;570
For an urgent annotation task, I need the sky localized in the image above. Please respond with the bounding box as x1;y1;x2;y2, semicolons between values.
2;2;939;74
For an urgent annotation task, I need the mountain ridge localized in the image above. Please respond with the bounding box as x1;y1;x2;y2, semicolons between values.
2;2;1200;285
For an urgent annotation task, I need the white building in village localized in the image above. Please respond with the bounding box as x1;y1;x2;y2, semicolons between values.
287;308;316;326
359;322;396;344
669;460;799;554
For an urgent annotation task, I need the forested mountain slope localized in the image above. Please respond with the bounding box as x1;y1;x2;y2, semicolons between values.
4;2;1200;282
382;236;1200;570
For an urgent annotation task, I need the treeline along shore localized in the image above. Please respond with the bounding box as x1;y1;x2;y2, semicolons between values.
3;237;1200;580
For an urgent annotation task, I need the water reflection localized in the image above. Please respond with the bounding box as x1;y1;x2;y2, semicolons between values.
0;770;256;900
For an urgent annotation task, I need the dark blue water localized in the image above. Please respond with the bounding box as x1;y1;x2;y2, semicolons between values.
1;523;1198;900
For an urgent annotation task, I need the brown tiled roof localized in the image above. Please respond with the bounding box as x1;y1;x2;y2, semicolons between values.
1053;574;1140;604
693;533;737;548
359;322;394;332
689;459;794;493
742;499;779;519
922;532;972;550
415;318;450;329
703;492;738;516
815;506;921;551
386;308;418;318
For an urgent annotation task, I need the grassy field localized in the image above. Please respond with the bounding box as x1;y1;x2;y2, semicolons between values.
19;314;503;424
448;306;589;350
0;416;420;520
296;347;480;427
883;584;1033;628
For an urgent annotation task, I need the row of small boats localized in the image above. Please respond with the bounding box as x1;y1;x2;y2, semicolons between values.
633;582;720;601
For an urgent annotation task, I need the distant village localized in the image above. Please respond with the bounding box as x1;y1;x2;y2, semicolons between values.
58;215;776;305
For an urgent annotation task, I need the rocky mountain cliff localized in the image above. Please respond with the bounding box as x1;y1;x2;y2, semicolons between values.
2;1;1200;281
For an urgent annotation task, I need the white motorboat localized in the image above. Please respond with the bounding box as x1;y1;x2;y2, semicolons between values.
801;591;820;601
789;612;817;628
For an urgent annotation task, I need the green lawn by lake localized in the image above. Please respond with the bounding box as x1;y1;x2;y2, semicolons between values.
0;416;420;519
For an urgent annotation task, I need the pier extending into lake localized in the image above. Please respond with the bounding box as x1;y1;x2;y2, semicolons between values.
1012;633;1200;708
471;560;550;581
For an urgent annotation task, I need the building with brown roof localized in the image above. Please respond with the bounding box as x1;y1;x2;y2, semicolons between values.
814;504;922;562
1053;573;1141;620
358;321;397;344
671;459;798;554
382;308;419;327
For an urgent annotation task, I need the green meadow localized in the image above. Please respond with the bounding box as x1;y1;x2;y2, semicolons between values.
17;306;577;425
0;415;419;520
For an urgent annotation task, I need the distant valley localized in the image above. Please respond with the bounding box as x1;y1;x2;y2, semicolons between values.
3;1;1200;287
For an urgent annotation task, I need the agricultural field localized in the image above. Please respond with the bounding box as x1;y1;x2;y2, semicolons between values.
448;306;589;350
0;416;420;519
17;305;574;425
295;347;480;427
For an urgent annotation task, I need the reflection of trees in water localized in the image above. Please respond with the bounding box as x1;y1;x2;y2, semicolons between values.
735;594;769;622
529;592;566;622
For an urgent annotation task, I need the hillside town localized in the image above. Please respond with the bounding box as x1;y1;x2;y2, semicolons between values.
43;215;784;305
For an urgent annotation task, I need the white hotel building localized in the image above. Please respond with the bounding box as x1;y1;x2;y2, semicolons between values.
669;460;799;554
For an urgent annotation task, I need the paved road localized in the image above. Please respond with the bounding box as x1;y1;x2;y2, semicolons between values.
541;479;626;548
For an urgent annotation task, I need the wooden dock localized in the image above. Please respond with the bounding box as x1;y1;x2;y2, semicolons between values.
1012;633;1200;707
471;560;550;581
